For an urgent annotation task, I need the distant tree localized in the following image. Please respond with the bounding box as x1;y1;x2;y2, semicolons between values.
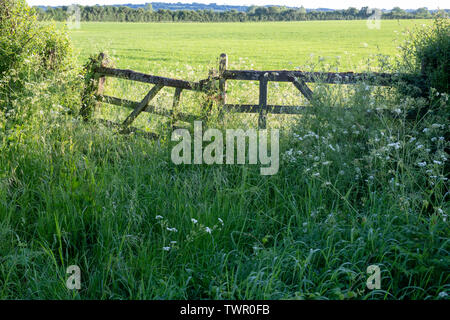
415;7;431;18
34;4;435;23
391;7;407;18
247;5;257;14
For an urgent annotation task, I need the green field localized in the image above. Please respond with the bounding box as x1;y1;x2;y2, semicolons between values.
69;20;430;73
1;13;449;301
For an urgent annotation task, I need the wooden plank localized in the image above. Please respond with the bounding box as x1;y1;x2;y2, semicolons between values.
222;70;405;86
98;94;196;122
95;66;204;91
99;95;139;109
224;104;307;114
289;75;314;101
122;84;164;127
259;77;268;129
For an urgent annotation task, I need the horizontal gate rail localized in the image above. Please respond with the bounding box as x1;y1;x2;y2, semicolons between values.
223;104;307;114
222;70;405;86
97;94;199;123
94;66;208;91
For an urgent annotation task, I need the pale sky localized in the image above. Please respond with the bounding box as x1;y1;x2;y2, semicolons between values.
26;0;448;10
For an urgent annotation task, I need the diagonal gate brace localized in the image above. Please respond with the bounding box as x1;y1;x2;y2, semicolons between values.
289;74;314;102
122;83;164;128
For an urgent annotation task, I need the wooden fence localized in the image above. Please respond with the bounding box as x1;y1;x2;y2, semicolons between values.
81;53;418;134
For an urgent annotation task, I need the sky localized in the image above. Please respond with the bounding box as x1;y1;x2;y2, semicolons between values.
25;0;448;10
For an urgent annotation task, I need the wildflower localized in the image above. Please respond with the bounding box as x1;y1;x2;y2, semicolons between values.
433;160;443;165
322;161;331;166
191;218;198;224
218;218;224;225
416;145;424;150
423;128;430;133
205;227;212;234
388;142;401;150
328;144;336;151
312;172;320;177
155;215;164;220
166;227;178;233
438;292;448;299
417;162;427;167
162;247;171;251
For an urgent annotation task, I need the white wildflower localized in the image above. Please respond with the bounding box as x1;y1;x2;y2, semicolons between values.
438;292;448;298
417;162;427;167
388;142;401;150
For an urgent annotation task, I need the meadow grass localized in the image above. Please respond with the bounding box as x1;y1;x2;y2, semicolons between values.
0;20;448;300
68;20;431;73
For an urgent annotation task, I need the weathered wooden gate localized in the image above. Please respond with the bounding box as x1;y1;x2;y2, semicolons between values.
81;53;414;136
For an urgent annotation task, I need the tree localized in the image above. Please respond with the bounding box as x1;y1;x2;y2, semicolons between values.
391;7;406;19
415;7;431;18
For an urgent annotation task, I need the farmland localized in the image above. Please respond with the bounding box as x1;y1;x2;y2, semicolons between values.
69;20;430;73
1;9;449;302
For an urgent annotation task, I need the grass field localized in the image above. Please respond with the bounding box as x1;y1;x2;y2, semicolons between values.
1;17;449;300
69;20;431;73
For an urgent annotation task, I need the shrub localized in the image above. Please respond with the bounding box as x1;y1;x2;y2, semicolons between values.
0;0;72;107
397;14;449;97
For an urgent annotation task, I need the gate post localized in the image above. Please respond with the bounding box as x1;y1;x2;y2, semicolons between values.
219;53;228;107
80;52;108;121
258;76;268;129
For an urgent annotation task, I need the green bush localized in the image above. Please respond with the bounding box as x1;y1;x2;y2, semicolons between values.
0;0;72;106
397;14;449;96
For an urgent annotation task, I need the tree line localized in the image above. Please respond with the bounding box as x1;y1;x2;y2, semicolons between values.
35;5;439;23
